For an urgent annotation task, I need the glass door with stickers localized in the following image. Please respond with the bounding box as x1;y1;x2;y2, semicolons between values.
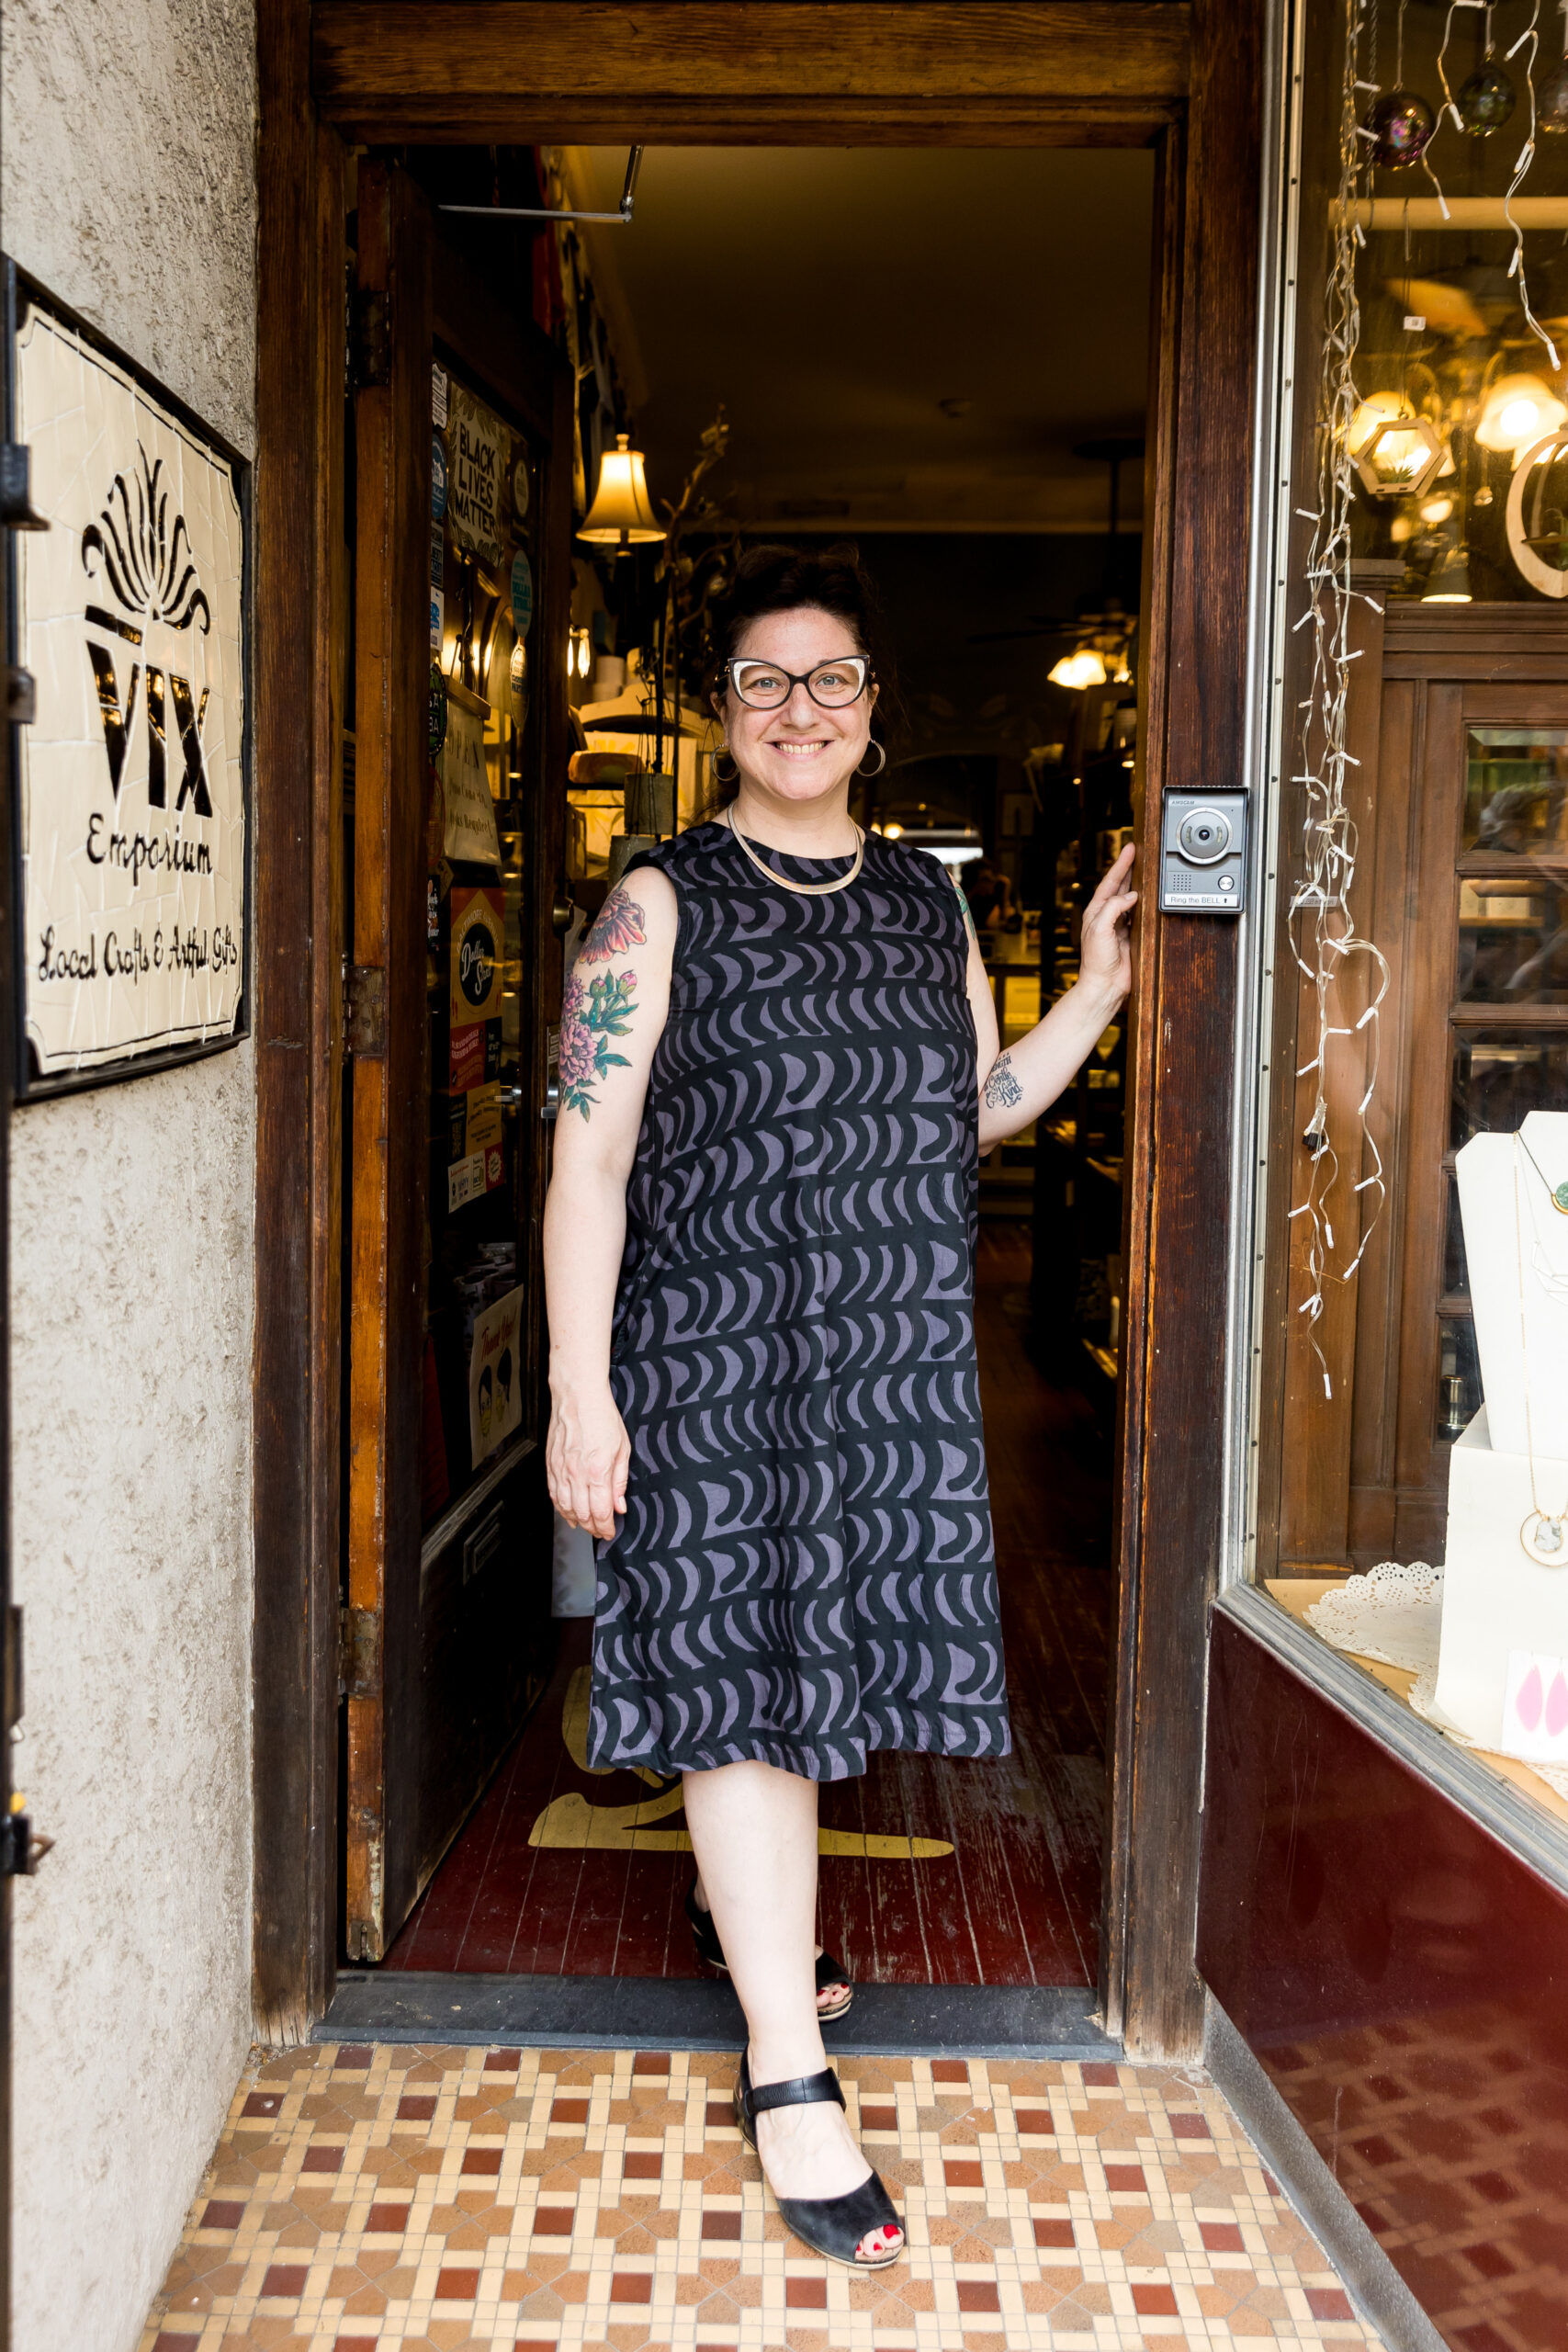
342;158;570;1962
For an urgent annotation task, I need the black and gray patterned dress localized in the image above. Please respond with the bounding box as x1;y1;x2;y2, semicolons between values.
587;819;1010;1781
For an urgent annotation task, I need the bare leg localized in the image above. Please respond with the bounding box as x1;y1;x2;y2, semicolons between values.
682;1759;902;2263
690;1876;850;2016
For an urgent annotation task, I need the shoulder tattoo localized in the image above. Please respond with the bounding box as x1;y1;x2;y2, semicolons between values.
952;874;979;948
580;883;648;965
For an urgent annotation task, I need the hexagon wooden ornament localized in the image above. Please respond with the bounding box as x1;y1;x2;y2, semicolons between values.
1355;413;1448;500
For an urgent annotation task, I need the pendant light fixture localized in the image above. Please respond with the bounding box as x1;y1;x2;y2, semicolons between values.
578;433;665;550
1423;538;1473;602
1475;373;1568;458
1048;646;1110;691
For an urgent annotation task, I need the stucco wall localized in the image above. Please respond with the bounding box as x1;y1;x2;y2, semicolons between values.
2;2;258;2348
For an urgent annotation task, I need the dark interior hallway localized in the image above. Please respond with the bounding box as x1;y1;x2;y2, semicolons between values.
382;1223;1112;1984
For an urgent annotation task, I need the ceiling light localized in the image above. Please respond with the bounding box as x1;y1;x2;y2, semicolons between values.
578;434;665;548
1474;374;1568;457
883;821;904;839
1049;648;1109;692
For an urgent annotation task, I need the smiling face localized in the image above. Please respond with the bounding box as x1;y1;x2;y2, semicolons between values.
717;605;877;810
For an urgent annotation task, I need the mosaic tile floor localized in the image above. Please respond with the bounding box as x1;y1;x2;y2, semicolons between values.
139;2042;1380;2352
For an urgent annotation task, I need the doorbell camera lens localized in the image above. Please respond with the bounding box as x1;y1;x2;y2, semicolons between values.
1177;807;1233;865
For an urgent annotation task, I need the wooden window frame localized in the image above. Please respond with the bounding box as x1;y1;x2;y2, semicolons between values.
254;0;1264;2061
1265;609;1568;1577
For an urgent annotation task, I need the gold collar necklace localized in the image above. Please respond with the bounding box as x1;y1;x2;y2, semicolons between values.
725;804;865;898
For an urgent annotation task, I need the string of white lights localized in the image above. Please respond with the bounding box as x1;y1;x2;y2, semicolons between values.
1286;0;1392;1400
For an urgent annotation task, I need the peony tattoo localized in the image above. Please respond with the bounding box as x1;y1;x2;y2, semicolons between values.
580;886;648;964
561;966;638;1119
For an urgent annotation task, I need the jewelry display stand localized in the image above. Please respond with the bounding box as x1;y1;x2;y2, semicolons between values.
1455;1112;1568;1460
1434;1114;1568;1749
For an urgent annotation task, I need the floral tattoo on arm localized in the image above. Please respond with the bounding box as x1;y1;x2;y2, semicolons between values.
560;887;649;1119
953;876;979;948
983;1050;1023;1112
561;966;637;1119
580;885;648;964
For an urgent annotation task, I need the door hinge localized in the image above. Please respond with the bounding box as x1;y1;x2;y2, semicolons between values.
351;288;390;389
344;964;387;1058
339;1605;382;1701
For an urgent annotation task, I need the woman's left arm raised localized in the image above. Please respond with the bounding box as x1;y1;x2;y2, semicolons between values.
964;845;1138;1151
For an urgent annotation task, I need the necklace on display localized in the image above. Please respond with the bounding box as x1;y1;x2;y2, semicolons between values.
726;803;865;898
1513;1140;1568;1566
1518;1128;1568;1215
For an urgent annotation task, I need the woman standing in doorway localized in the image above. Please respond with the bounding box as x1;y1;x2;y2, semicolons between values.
544;544;1136;2269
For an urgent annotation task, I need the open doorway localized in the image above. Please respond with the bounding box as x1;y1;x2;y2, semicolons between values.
343;141;1155;1997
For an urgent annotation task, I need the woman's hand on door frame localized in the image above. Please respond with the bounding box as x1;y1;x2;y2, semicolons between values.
547;1379;631;1540
1077;842;1137;1008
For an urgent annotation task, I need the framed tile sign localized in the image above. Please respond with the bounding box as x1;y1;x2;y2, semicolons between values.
9;284;249;1096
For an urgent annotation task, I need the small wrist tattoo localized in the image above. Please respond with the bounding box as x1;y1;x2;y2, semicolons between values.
983;1051;1023;1110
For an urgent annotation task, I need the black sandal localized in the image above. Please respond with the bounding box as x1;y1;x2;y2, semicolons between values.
734;2052;905;2269
684;1879;853;2020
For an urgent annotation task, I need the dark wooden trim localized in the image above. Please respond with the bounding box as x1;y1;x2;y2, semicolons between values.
431;233;560;447
311;2;1192;141
344;163;434;1961
253;0;345;2040
1102;110;1183;2052
1104;0;1263;2062
257;0;1259;2057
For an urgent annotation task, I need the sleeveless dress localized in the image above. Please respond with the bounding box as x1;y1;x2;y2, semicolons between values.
586;819;1011;1781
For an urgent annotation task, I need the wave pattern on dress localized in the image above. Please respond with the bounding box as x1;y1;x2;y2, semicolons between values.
588;821;1010;1781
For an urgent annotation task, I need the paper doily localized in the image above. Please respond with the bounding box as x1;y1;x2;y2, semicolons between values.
1305;1562;1568;1800
1306;1560;1443;1674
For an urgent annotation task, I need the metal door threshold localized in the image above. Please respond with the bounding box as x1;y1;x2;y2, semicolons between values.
317;1971;1118;2060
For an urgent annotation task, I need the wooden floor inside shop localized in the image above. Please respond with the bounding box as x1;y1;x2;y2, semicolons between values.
384;1224;1112;1986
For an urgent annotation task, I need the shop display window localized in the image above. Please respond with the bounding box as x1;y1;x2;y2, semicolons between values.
1249;0;1568;1833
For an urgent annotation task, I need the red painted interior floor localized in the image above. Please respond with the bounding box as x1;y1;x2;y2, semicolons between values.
383;1223;1111;1986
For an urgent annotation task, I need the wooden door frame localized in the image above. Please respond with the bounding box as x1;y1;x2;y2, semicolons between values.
254;0;1263;2057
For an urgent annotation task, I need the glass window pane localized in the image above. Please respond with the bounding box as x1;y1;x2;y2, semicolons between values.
1436;1312;1482;1445
1450;1030;1568;1152
1456;876;1568;1004
1463;726;1568;859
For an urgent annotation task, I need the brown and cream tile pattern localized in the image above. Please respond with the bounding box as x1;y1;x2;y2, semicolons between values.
138;2042;1381;2351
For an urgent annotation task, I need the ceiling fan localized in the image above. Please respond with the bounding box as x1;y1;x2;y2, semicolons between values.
969;435;1145;679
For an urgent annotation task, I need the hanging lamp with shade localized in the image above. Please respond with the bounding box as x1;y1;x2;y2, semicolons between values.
1423;537;1473;602
1474;372;1568;459
578;433;666;550
1048;646;1111;692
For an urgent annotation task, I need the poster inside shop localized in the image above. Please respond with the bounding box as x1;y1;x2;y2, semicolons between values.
446;882;505;1211
14;300;247;1086
469;1283;524;1464
446;380;510;572
442;700;501;869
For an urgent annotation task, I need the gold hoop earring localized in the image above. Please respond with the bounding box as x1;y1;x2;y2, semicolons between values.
712;745;739;785
856;741;887;778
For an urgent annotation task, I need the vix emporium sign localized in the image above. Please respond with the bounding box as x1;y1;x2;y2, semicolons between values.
13;298;248;1091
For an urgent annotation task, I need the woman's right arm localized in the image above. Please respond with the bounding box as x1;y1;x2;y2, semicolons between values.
543;865;678;1539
